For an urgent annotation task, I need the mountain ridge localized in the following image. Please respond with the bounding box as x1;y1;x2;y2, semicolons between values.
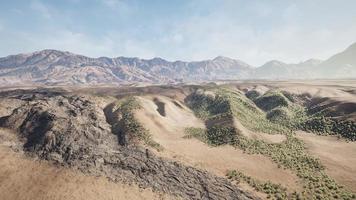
0;42;355;85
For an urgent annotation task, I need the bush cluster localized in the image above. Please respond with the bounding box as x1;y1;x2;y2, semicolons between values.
245;90;261;101
266;107;292;123
254;91;289;111
301;116;356;141
206;125;237;146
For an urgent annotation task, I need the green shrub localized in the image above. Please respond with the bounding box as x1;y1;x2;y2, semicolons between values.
267;107;292;123
331;119;356;141
115;97;163;150
184;91;231;119
300;116;356;141
226;90;292;134
301;116;333;134
245;90;261;100
183;127;206;141
206;125;237;146
226;170;290;199
254;91;289;111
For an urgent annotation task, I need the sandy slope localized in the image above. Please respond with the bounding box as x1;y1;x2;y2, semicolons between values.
0;145;173;200
233;118;286;143
296;131;356;192
134;95;301;191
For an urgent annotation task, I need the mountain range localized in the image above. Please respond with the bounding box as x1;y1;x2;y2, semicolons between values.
0;42;355;86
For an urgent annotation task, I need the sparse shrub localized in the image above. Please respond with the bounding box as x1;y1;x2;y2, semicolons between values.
183;127;206;141
226;170;289;199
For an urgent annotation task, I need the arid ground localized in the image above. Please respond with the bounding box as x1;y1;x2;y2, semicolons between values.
0;80;355;199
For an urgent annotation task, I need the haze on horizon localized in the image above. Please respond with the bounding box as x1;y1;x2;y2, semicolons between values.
0;0;356;66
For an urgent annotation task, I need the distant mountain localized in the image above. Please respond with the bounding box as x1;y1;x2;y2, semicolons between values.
316;42;356;78
0;50;252;85
253;59;322;79
0;42;355;85
254;42;356;79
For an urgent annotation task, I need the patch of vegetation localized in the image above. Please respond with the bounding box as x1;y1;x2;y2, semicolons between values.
254;91;289;111
227;170;291;199
206;125;237;146
115;97;163;151
266;107;292;123
245;90;261;101
301;116;356;141
185;125;356;198
331;119;356;141
186;87;289;135
266;105;309;130
183;127;207;141
281;91;299;103
231;132;355;199
215;88;291;135
184;126;237;146
184;90;231;120
185;87;355;199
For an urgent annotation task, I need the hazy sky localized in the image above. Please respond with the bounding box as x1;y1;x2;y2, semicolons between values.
0;0;355;66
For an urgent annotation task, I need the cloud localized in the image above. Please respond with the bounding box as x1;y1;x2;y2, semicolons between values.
139;1;356;65
101;0;121;8
11;8;23;15
1;0;356;66
30;0;52;19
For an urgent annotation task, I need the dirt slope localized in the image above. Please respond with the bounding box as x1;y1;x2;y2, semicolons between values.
297;131;356;192
0;146;172;200
135;95;301;191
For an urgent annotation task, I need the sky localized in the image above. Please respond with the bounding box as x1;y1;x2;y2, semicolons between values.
0;0;355;66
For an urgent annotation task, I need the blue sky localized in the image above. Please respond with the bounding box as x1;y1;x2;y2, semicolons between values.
0;0;355;65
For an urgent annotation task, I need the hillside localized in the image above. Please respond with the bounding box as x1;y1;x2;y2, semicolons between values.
1;82;355;199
